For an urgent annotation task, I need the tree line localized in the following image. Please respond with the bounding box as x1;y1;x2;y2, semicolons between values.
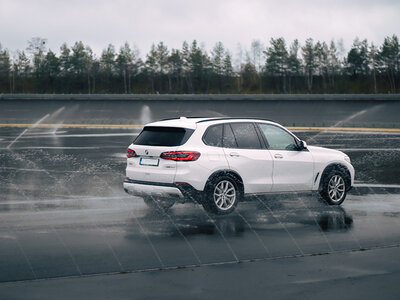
0;35;399;94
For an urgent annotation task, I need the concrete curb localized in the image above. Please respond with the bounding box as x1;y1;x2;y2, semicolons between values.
1;94;400;101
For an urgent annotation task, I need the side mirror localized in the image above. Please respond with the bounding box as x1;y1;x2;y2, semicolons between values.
299;140;307;150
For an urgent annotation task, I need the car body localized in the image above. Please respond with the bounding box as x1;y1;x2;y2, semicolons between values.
123;117;354;214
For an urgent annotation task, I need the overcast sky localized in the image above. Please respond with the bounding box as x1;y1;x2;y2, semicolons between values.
1;0;399;57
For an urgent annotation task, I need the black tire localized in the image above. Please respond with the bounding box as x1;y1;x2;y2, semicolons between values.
143;197;175;210
319;169;348;205
202;174;241;215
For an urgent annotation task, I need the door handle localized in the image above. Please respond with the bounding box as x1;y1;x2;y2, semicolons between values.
274;153;283;159
229;152;240;157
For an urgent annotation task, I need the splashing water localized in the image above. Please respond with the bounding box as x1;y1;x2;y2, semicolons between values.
140;105;152;125
6;113;50;149
306;106;379;144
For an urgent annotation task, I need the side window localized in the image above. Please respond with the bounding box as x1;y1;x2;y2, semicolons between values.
203;124;223;147
230;123;262;149
258;124;298;151
223;124;237;148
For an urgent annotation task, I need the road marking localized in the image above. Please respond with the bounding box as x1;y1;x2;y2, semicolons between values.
339;148;400;151
0;123;143;128
9;133;138;139
1;243;399;284
0;123;399;132
353;183;400;188
287;126;400;133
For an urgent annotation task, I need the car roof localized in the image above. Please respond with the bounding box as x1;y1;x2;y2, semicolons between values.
144;117;277;129
145;117;208;129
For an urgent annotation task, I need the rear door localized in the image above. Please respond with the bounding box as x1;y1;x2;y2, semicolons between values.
222;122;273;194
126;126;193;183
257;123;314;192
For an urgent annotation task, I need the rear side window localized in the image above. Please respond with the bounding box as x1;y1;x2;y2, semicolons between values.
230;123;262;149
134;126;194;146
203;124;223;147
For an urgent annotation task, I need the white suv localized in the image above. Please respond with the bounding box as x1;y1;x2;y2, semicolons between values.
123;117;354;214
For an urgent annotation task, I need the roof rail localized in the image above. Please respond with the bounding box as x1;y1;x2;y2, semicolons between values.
195;117;276;123
158;116;214;122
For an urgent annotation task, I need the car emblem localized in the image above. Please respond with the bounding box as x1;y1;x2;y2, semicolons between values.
145;150;149;155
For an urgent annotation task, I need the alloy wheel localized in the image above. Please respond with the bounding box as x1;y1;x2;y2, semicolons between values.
328;175;345;203
213;180;236;210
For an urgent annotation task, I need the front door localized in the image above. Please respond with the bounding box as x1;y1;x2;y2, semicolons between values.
257;123;314;192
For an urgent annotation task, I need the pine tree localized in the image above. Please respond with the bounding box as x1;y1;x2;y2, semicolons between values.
302;38;317;93
156;42;169;92
14;51;30;92
265;37;289;93
327;40;340;88
168;49;183;92
378;35;399;92
146;44;158;93
116;42;135;93
211;42;225;92
223;51;234;92
43;50;60;92
369;43;379;93
59;43;71;76
181;41;192;92
0;43;11;92
347;38;369;77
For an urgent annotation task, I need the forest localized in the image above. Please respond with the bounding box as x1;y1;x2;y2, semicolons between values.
0;35;399;94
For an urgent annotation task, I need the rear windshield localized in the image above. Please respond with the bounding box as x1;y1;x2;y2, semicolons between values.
133;126;194;146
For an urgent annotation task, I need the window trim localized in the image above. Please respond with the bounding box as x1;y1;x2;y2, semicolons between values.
254;122;269;149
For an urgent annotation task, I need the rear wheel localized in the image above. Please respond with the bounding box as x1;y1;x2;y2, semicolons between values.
319;169;348;205
143;197;175;210
203;175;241;215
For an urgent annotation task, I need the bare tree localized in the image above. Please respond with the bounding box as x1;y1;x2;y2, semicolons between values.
250;39;264;92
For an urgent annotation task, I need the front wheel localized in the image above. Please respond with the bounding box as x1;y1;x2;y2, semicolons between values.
319;170;348;205
203;175;241;215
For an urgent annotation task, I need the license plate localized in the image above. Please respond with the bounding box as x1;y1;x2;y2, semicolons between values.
139;158;159;166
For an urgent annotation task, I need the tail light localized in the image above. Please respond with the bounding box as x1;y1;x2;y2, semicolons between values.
160;151;200;161
126;148;136;158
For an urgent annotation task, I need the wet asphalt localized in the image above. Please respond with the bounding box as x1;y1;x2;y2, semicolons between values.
0;99;400;298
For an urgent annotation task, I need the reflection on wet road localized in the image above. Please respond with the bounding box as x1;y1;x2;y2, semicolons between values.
0;127;399;283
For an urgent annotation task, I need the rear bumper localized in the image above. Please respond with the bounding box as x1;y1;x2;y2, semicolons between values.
123;179;202;202
123;179;183;199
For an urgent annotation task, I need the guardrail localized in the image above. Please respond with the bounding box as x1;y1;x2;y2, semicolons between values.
1;94;400;101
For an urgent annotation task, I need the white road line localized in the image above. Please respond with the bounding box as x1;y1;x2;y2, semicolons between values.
353;183;400;189
339;148;400;151
16;133;138;139
0;196;134;205
0;167;86;173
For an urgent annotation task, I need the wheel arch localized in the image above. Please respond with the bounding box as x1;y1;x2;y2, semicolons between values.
319;163;352;191
205;169;245;196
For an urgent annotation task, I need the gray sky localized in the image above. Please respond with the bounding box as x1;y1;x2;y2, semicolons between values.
1;0;399;57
